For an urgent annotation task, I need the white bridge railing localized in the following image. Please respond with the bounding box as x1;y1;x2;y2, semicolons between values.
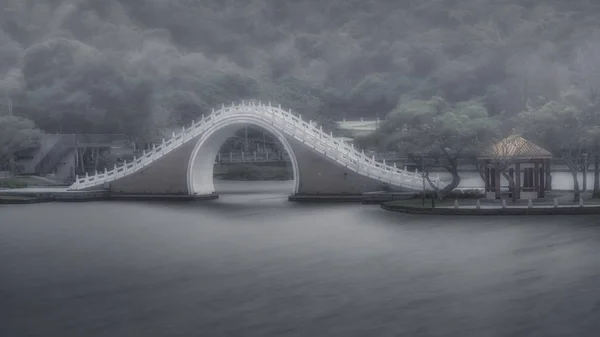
68;101;446;191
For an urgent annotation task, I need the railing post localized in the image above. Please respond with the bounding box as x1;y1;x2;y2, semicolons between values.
229;152;233;162
76;175;79;181
104;168;107;174
114;164;117;171
241;151;245;162
85;172;89;178
253;151;257;161
266;151;269;160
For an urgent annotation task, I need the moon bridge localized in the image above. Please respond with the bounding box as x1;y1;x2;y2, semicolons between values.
68;101;445;196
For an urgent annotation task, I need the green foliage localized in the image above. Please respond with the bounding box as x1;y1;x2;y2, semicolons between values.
445;189;485;199
0;178;28;189
0;0;599;150
371;96;498;157
519;88;592;154
518;87;599;201
0;116;41;170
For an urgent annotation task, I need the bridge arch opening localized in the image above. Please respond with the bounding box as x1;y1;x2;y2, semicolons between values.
187;117;299;196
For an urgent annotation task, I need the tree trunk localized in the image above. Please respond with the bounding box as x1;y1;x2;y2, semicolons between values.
501;171;517;203
474;161;486;183
79;148;86;172
442;167;461;195
564;158;580;202
425;164;460;200
93;148;99;171
424;174;441;200
594;154;600;198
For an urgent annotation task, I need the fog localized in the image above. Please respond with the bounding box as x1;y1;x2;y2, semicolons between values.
1;1;599;136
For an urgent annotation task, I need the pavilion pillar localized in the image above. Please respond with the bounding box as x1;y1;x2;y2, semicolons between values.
495;168;501;199
484;160;490;192
515;162;521;200
534;161;540;198
539;160;546;198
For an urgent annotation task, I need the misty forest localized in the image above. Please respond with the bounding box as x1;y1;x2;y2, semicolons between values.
2;0;600;197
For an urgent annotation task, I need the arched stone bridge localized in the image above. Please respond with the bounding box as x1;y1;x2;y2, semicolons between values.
68;101;445;197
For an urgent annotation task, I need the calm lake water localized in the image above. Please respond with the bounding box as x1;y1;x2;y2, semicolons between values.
2;180;600;337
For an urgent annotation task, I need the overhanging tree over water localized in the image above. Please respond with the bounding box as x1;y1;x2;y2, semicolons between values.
359;96;499;199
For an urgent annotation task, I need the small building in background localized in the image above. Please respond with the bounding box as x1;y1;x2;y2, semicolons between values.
335;118;381;139
15;134;132;181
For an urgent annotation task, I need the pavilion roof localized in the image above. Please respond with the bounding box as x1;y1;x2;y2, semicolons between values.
478;135;552;159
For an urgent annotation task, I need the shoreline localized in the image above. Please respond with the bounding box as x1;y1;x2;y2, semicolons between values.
0;189;218;204
381;201;600;215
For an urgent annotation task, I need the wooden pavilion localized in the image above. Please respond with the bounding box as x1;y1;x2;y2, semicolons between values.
478;135;553;200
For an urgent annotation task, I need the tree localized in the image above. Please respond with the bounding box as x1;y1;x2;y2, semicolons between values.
370;96;498;199
2;0;600;150
0;116;41;172
573;33;600;197
520;89;593;202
